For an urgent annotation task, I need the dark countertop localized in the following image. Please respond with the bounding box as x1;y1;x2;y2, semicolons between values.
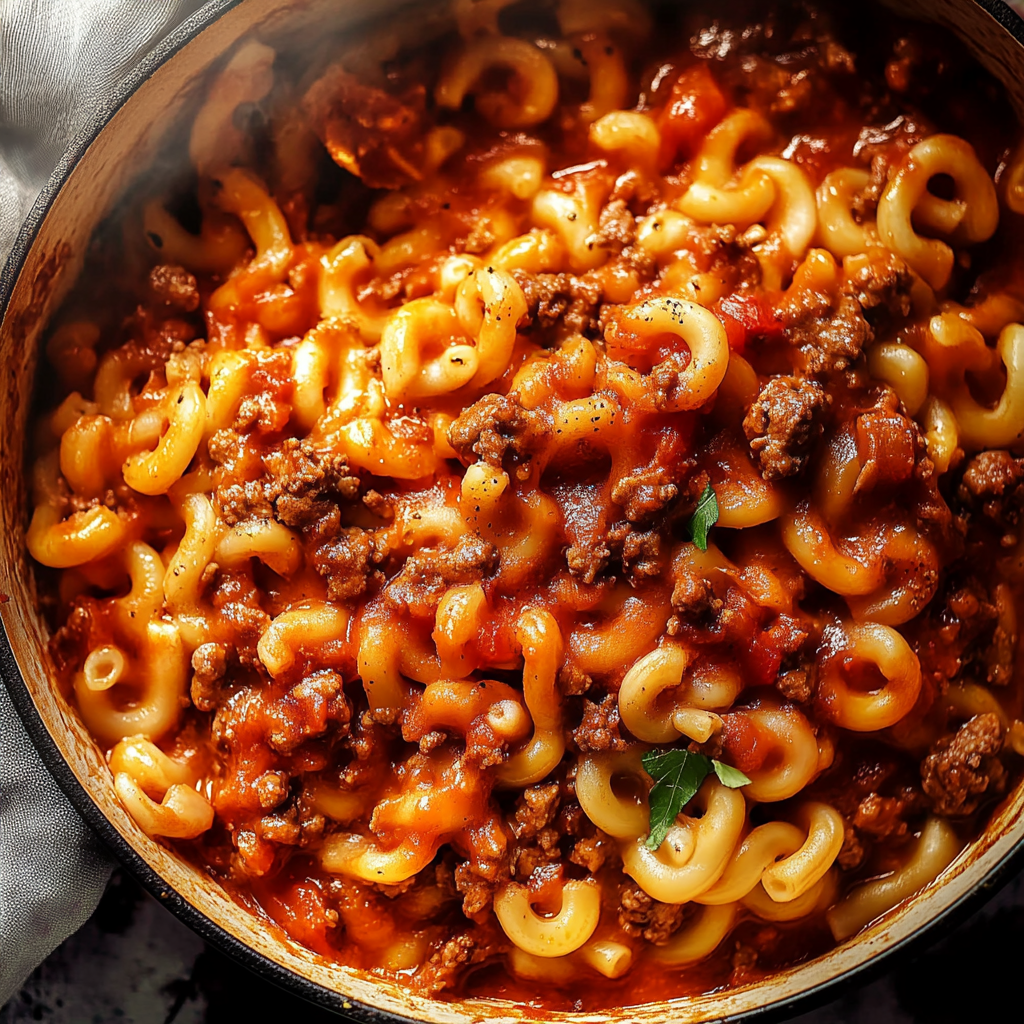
2;867;1023;1024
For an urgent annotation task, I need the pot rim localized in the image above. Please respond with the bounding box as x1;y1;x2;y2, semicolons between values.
3;0;1024;1020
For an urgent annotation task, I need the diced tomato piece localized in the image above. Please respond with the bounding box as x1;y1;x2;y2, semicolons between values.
720;713;772;774
717;311;748;353
657;63;727;169
475;600;519;666
713;293;787;352
744;633;783;688
855;412;916;487
259;879;337;955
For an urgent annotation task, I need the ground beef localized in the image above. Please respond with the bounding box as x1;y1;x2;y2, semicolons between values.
313;518;386;601
939;579;999;647
610;434;695;522
566;519;666;584
362;489;394;520
209;428;273;522
986;621;1017;689
917;574;1014;688
454;862;498;922
853;111;929;196
512;783;561;838
302;64;426;190
447;392;549;473
841;247;913;317
837;825;865;870
618;882;686;945
776;668;814;703
365;877;419;901
956;450;1024;539
212;674;351;833
559;663;593;696
49;602;93;674
256;808;304;845
214;479;273;525
147;264;200;312
385;535;498;618
853;792;912;839
140;315;198;356
610;466;680;523
416;934;475;993
573;694;629;751
830;758;925;868
592;199;636;252
777;291;873;374
558;801;587;837
213;436;360;527
255;769;290;810
339;714;393;783
461;712;518;768
218;350;294;435
570;830;615;873
851;154;889;220
270;670;351;753
263;439;361;527
618;243;657;279
743;376;831;481
512;269;604;336
921;713;1007;816
414;928;506;994
207;571;271;667
509;783;563;880
642;353;719;413
513;834;562;881
191;642;229;712
416;730;447;755
567;455;700;585
565;535;612;584
234;393;292;435
670;564;722;623
608;522;665;580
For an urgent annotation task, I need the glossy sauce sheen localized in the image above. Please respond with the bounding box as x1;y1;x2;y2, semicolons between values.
30;0;1024;1010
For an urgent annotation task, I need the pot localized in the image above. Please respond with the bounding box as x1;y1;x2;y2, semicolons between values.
3;1;1024;1020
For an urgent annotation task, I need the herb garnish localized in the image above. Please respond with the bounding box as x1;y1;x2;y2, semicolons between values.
685;483;719;552
641;748;751;851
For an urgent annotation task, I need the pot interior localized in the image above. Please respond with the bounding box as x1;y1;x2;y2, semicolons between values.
3;0;1024;1021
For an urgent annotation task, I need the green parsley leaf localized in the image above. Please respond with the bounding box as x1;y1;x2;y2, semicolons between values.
641;749;753;850
685;483;719;552
641;749;712;850
712;759;752;788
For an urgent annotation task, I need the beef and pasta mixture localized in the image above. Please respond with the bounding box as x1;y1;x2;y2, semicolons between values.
29;0;1024;1007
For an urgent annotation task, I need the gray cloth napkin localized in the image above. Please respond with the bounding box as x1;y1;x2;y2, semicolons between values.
0;0;205;1004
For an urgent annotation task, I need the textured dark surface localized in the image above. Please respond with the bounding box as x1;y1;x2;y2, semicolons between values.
2;867;1023;1024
